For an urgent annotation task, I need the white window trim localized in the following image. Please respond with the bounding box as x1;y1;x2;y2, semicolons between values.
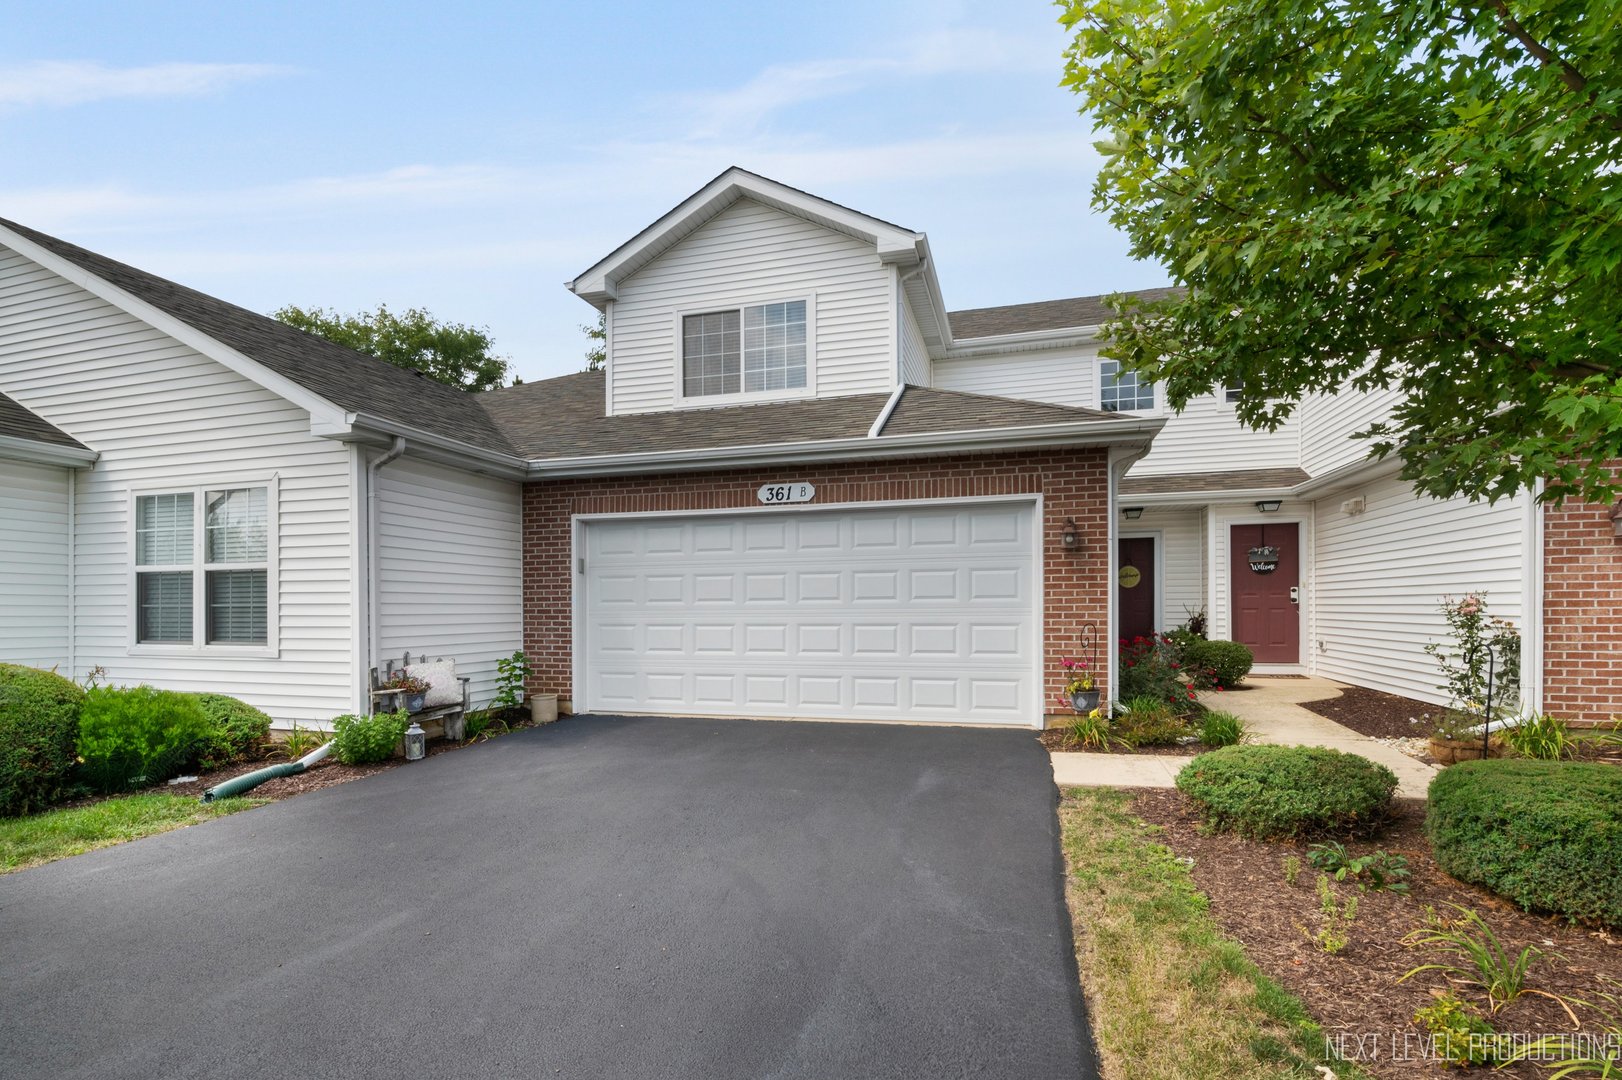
126;477;280;659
1096;357;1160;415
672;293;818;408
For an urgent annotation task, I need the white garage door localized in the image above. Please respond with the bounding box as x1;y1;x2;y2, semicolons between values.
580;501;1039;726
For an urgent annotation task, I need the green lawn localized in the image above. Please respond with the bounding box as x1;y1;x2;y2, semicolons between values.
1060;787;1369;1080
1;793;265;873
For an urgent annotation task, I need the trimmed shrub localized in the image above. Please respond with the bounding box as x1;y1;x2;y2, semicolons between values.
191;694;273;771
1175;745;1398;839
0;664;85;816
1427;759;1622;928
1184;639;1254;689
331;710;410;765
77;685;213;793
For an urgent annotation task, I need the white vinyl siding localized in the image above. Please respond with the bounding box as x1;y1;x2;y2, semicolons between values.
899;293;929;386
608;199;893;414
374;456;522;708
931;345;1101;409
1158;509;1207;629
0;244;356;725
1299;383;1401;478
1311;473;1527;705
1130;395;1302;478
0;460;71;669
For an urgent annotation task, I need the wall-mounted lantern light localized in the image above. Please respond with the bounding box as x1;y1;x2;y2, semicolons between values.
1255;499;1283;513
1122;507;1144;520
1061;517;1081;550
1610;499;1622;539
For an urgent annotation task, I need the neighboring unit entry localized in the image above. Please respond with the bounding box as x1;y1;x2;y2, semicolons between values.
757;481;815;505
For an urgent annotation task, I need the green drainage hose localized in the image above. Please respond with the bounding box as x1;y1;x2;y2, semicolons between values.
201;741;333;802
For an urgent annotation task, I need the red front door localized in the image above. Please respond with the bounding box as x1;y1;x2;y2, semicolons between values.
1118;537;1157;642
1229;523;1299;664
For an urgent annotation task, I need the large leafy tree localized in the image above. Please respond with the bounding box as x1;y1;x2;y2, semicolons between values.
273;304;512;392
1059;0;1622;503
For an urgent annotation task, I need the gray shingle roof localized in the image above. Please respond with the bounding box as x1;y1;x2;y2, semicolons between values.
948;287;1185;340
479;372;1125;462
0;389;87;449
1119;466;1310;496
0;218;518;456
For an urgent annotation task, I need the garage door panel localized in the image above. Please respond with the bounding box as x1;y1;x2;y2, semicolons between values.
583;503;1037;725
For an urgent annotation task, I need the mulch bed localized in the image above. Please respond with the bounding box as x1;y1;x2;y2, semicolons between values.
1130;788;1621;1078
1302;684;1443;740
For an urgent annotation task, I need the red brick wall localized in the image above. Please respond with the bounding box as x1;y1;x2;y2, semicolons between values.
1543;476;1622;723
521;449;1111;719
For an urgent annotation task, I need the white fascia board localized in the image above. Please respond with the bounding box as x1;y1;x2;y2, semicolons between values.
0;433;98;468
1289;453;1404;498
568;168;924;308
339;412;529;480
1120;454;1405;506
901;235;952;348
941;324;1104;359
1120;486;1302;506
0;223;352;433
526;416;1164;479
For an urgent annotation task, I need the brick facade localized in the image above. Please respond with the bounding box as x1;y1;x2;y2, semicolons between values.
521;448;1111;720
1543;476;1622;724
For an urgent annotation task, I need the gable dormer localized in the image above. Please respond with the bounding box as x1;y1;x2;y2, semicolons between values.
570;168;942;416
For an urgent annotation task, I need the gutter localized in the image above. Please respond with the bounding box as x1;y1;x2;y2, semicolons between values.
1121;454;1405;506
940;324;1104;359
335;412;528;479
525;415;1166;479
0;434;98;468
867;386;906;438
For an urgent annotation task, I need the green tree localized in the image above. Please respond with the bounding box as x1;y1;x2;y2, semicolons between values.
583;312;605;372
273;304;512;392
1059;0;1622;503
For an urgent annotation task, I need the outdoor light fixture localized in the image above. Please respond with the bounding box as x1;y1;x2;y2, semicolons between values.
1061;517;1081;550
1122;507;1144;520
1611;499;1622;539
403;721;426;762
1255;500;1283;513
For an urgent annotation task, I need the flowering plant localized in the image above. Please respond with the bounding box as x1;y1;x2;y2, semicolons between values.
382;672;431;695
1423;592;1520;718
1059;657;1096;695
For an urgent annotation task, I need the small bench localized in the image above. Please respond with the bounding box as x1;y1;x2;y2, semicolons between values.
369;652;472;742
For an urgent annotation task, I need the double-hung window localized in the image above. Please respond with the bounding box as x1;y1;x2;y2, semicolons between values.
682;299;808;399
134;484;274;650
1099;359;1156;412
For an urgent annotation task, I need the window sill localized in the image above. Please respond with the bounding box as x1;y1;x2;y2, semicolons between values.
128;644;280;660
675;387;816;410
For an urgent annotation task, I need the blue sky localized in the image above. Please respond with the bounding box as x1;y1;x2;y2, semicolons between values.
3;1;1169;382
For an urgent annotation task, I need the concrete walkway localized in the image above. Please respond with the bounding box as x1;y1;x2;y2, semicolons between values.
1051;676;1438;799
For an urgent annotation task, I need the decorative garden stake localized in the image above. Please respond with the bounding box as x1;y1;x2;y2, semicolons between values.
1464;643;1497;761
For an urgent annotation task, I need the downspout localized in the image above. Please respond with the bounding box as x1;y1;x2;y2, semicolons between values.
365;437;407;676
200;739;333;802
66;468;76;679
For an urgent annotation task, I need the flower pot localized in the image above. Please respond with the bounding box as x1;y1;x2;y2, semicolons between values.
530;693;558;725
403;691;426;714
1429;736;1504;765
1070;689;1101;713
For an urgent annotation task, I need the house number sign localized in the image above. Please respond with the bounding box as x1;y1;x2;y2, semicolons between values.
757;481;816;505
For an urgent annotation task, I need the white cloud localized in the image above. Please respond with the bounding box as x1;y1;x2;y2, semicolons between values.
0;60;286;109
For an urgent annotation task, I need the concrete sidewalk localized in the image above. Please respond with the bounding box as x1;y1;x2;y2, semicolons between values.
1051;677;1438;799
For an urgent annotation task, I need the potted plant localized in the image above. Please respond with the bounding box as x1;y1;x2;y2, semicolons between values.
383;672;432;714
1428;709;1503;765
1060;657;1100;714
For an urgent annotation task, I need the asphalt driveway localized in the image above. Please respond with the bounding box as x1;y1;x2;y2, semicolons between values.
0;716;1096;1080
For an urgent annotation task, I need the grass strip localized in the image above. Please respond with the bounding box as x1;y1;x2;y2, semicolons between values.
1060;787;1370;1079
2;793;264;873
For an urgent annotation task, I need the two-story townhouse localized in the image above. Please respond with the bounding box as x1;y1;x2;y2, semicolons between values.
2;167;1616;729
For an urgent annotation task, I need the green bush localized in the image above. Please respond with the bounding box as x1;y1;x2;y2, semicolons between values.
1115;698;1191;747
1176;745;1398;840
1199;710;1247;748
331;710;409;765
191;694;273;771
1427;759;1622;928
76;685;213;793
0;664;85;816
1184;639;1254;689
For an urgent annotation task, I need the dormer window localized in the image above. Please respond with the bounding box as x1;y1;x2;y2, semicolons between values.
682;299;808;399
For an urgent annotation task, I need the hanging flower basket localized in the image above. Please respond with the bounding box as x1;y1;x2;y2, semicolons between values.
1070;689;1101;713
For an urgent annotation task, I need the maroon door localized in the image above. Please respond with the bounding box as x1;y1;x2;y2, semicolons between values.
1229;523;1299;663
1118;537;1157;642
